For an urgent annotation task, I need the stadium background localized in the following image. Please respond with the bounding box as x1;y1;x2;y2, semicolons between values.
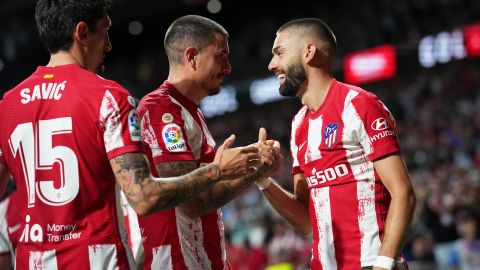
1;0;480;269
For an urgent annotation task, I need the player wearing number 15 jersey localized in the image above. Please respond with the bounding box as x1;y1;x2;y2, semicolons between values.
0;1;263;269
0;63;144;269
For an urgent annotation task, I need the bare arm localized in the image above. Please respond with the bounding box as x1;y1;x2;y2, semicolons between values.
374;154;416;265
154;160;255;218
111;153;220;216
111;136;261;216
261;173;311;235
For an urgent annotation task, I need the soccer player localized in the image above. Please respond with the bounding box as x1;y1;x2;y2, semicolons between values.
0;1;263;269
257;18;416;270
136;15;280;270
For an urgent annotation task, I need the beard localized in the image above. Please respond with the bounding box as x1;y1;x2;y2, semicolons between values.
279;61;307;97
207;86;221;96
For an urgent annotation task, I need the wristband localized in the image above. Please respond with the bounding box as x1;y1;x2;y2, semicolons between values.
374;256;394;270
255;177;272;191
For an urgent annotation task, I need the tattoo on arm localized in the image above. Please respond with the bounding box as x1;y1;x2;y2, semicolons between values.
192;171;259;217
110;153;220;215
155;161;197;178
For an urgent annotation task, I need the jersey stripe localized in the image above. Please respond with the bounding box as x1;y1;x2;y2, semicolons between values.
100;90;124;152
291;106;308;169
88;244;118;270
311;188;337;269
170;97;203;160
29;249;58;270
306;117;323;163
141;110;162;158
152;245;173;269
342;88;381;266
175;208;212;269
115;186;136;269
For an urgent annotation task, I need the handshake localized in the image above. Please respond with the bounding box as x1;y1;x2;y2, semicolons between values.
212;127;283;183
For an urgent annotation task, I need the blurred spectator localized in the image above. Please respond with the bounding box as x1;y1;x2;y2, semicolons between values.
449;207;480;270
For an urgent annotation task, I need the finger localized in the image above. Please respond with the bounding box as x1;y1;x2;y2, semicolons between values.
273;140;280;149
265;140;275;147
241;146;259;153
247;152;261;161
259;147;274;165
258;127;267;143
219;134;235;151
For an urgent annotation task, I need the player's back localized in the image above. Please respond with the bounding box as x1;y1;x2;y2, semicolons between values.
0;64;137;269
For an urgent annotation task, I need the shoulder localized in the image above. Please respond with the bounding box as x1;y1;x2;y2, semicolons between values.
293;105;308;121
138;89;181;117
291;105;309;131
335;81;380;105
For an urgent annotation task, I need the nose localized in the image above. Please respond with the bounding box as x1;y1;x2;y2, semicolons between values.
268;57;277;72
105;36;112;52
223;58;232;75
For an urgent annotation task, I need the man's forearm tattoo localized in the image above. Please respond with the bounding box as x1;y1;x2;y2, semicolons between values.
112;153;221;214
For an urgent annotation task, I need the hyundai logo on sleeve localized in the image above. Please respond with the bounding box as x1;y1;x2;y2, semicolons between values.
371;118;389;131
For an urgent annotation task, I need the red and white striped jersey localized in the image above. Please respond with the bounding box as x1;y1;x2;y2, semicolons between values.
137;81;225;270
290;79;403;269
0;64;143;269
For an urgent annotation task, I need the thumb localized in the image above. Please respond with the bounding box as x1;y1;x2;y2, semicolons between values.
219;134;236;151
258;127;267;143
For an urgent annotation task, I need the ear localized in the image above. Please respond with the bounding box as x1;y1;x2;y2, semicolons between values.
304;43;317;64
184;47;198;69
73;21;90;46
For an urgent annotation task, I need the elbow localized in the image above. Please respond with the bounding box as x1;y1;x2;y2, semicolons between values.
408;189;416;210
393;186;416;213
403;185;416;208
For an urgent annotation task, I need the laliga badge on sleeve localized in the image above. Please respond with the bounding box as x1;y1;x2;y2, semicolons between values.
128;109;141;141
162;123;187;152
162;113;174;123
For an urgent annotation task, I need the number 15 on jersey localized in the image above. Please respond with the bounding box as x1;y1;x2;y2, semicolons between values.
9;117;80;208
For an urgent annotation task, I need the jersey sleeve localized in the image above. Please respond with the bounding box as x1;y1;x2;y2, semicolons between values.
290;107;308;175
352;93;400;161
138;97;194;165
99;83;143;160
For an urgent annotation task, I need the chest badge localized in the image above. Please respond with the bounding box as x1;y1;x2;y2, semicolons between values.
323;123;340;148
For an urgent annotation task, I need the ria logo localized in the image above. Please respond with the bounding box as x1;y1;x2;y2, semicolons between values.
371;118;389;131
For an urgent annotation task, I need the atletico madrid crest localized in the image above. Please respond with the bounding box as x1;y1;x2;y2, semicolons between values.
323;123;340;148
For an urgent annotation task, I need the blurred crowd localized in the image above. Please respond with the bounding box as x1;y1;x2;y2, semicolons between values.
1;0;480;269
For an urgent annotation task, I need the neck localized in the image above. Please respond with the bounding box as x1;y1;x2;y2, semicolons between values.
167;67;206;105
299;71;333;112
47;51;82;68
